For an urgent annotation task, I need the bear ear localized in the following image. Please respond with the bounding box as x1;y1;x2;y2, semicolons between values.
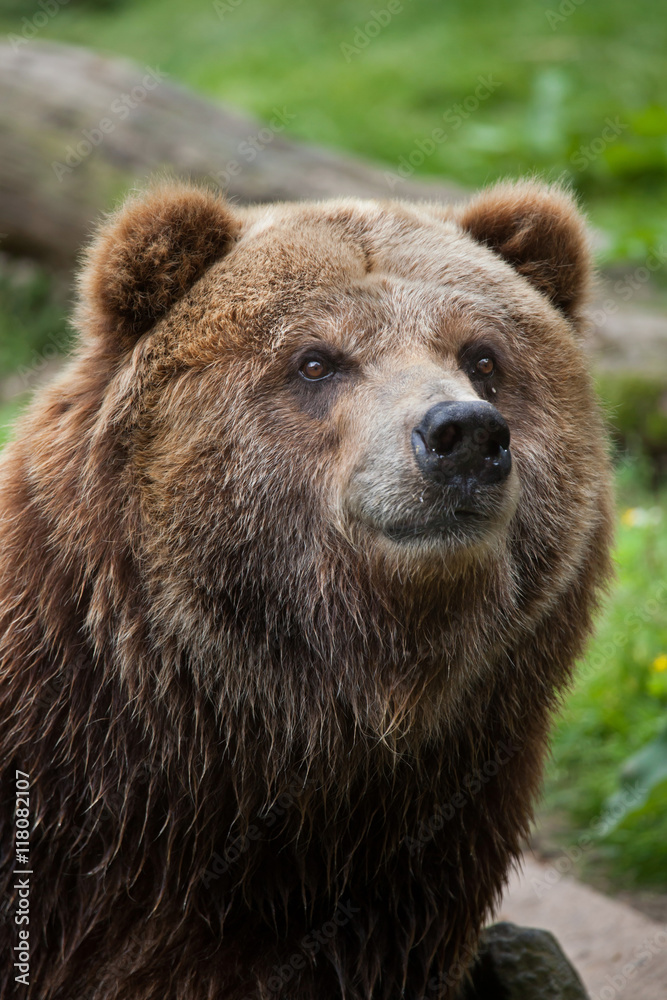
77;182;239;351
455;181;592;324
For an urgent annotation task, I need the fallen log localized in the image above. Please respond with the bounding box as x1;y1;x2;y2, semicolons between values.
0;40;460;269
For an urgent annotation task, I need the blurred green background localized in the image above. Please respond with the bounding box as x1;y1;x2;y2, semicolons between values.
2;0;666;266
0;0;666;894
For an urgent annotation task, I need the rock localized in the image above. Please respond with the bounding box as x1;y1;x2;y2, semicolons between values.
462;922;589;999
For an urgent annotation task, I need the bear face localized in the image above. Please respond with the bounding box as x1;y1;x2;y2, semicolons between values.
0;181;613;1000
70;182;608;734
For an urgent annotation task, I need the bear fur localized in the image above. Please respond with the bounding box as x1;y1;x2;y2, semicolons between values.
0;180;613;999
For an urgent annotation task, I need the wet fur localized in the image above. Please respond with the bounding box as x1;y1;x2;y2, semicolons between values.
0;181;613;999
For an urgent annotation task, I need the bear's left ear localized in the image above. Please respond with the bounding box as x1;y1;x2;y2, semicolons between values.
455;181;591;325
77;182;240;352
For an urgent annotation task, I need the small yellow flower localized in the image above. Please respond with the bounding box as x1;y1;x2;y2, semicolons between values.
652;654;667;673
621;507;662;528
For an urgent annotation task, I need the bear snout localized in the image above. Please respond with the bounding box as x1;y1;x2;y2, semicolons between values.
411;400;512;488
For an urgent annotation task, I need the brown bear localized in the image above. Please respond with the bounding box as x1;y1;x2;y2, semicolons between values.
0;180;613;1000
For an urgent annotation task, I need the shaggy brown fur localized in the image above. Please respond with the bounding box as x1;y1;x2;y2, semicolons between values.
0;180;613;1000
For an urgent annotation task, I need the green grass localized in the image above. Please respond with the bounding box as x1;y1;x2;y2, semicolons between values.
0;0;666;269
542;458;667;886
0;262;72;379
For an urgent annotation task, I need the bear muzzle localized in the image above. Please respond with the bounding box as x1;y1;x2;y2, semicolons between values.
336;365;517;548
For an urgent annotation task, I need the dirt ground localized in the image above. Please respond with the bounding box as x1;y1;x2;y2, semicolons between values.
498;854;667;999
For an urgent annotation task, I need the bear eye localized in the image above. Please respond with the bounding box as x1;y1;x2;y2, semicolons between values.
299;358;334;381
474;356;495;377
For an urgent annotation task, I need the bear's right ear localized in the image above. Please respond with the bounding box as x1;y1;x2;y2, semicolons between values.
76;183;239;352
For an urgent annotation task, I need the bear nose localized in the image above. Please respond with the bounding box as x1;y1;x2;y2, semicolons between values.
412;401;511;485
